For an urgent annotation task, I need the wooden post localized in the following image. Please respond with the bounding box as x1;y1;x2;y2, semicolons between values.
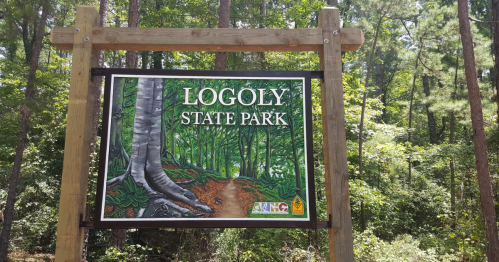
319;7;355;261
54;6;99;262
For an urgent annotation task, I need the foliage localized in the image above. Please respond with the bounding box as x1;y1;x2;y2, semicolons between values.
105;175;149;218
107;157;127;178
97;244;154;262
178;155;190;169
260;172;279;189
354;229;459;262
196;171;223;184
277;182;298;200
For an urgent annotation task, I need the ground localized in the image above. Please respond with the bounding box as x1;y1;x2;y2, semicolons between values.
172;167;268;218
104;161;274;219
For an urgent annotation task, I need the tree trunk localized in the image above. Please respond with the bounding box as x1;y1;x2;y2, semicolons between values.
153;51;162;69
358;12;384;232
359;14;383;181
259;0;269;70
450;112;456;216
327;0;338;6
408;47;422;185
214;0;231;70
422;74;438;144
450;51;459;221
125;0;141;69
375;47;383;123
0;1;49;260
458;0;499;260
493;0;499;123
141;51;149;69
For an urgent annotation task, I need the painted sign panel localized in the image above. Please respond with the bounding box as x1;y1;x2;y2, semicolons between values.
95;69;316;228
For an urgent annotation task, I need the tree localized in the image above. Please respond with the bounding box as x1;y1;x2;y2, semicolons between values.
493;0;499;123
0;0;49;260
457;0;499;260
214;0;231;70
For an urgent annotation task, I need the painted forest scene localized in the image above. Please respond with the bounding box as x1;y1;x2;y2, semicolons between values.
103;76;310;220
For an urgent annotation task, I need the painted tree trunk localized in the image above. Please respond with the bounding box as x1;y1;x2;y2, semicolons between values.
197;80;203;167
287;89;302;197
108;78;213;216
265;126;271;176
289;116;302;197
171;101;176;158
246;128;255;177
254;130;259;177
225;146;231;178
110;78;129;167
211;134;215;170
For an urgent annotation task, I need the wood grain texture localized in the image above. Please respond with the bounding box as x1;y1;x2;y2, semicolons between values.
50;27;363;52
54;6;99;262
319;7;355;262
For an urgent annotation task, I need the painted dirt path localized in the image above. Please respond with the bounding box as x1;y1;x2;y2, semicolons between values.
218;179;245;218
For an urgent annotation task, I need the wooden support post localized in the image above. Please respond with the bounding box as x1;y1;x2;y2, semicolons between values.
319;7;355;261
55;6;99;262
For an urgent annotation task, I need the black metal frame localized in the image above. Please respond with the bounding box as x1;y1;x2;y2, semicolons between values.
93;69;319;229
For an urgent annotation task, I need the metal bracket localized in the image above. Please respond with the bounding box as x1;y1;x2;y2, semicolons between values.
310;71;324;79
79;214;94;229
91;68;107;76
316;214;332;229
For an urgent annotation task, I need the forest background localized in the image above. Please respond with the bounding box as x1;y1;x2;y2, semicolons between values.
0;0;498;261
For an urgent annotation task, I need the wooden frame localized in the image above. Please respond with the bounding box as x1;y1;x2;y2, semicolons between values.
51;6;363;262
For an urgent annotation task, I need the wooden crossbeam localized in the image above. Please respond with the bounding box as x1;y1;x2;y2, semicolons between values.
50;27;363;52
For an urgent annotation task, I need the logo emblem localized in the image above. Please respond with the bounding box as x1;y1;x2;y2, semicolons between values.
292;196;304;215
252;202;289;214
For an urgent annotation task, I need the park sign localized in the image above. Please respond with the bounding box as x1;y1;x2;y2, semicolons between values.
51;7;362;261
94;69;316;228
